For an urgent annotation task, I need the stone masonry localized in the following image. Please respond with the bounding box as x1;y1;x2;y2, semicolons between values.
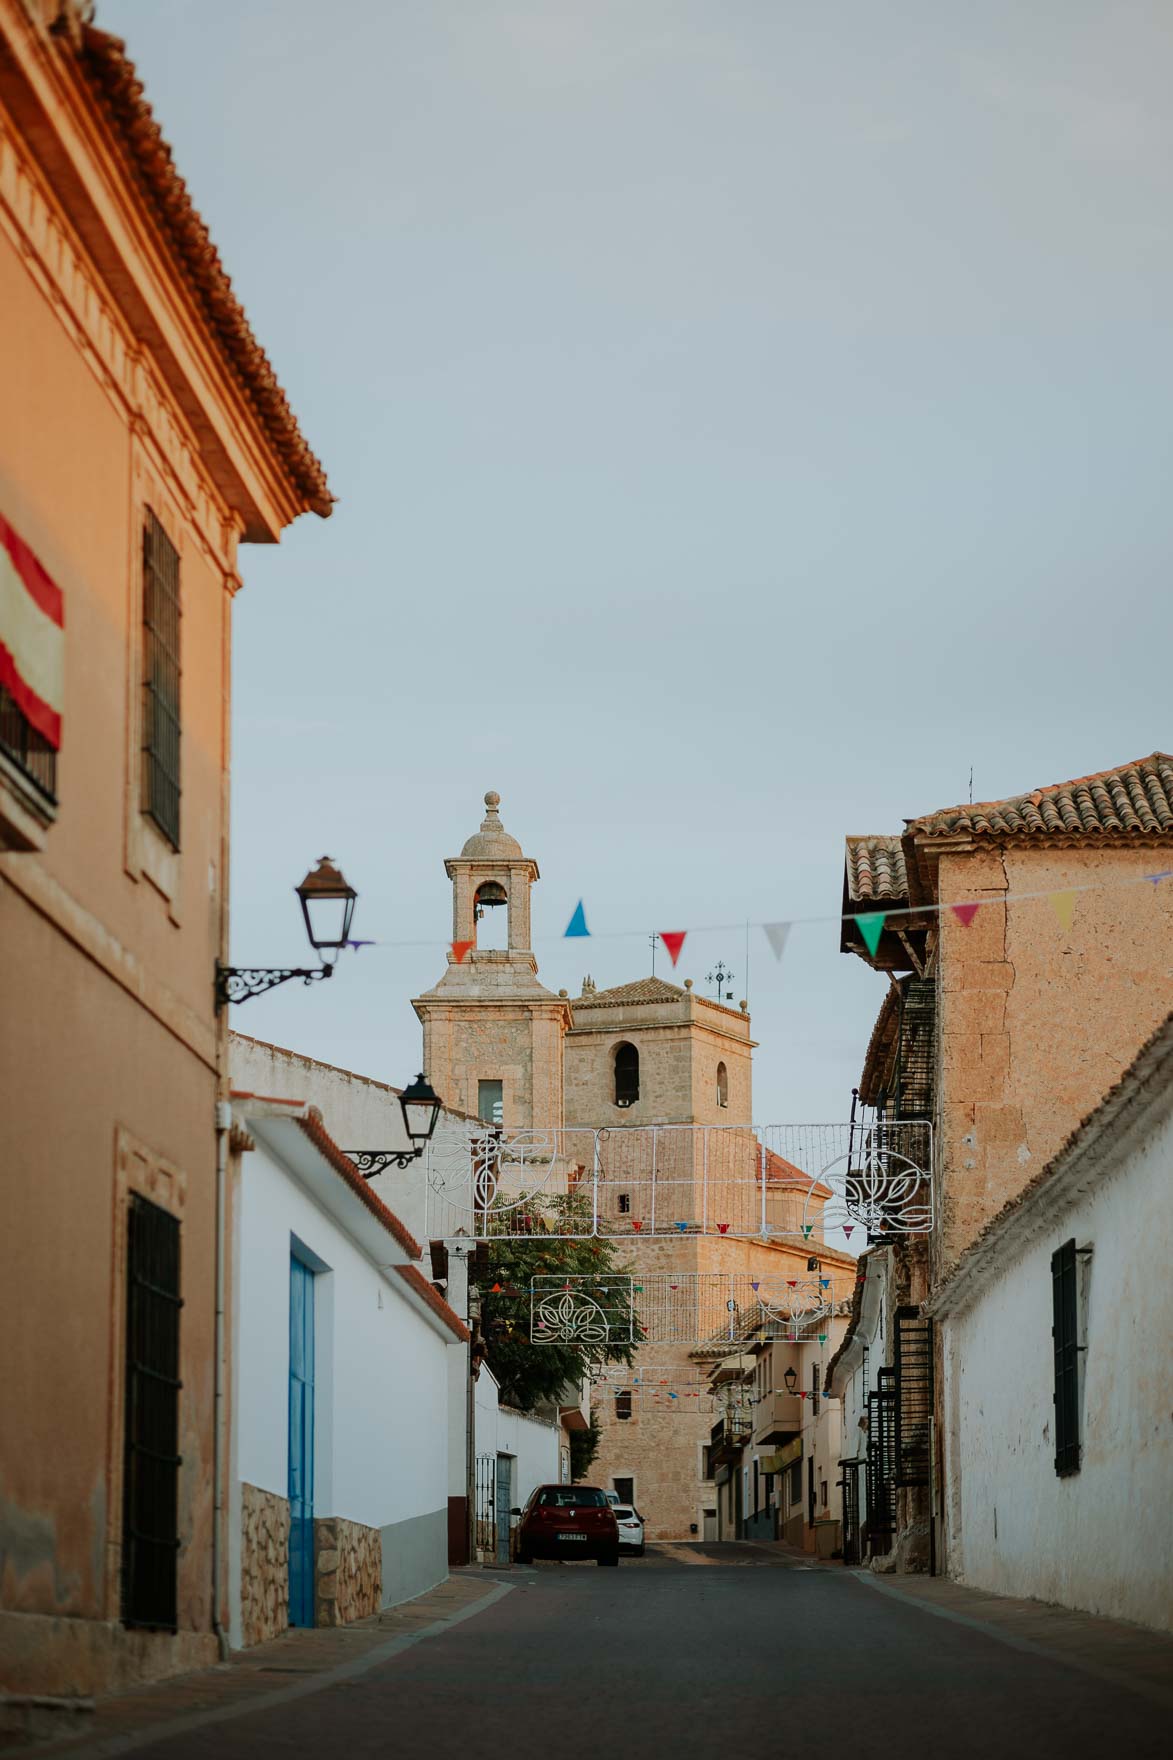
313;1516;381;1627
239;1484;290;1648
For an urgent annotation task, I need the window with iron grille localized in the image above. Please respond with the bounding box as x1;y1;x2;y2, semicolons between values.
1052;1238;1082;1477
0;684;57;801
811;1363;820;1417
141;511;181;849
122;1194;182;1629
894;1306;933;1487
866;1370;897;1545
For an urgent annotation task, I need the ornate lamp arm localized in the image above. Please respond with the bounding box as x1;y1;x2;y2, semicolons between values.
215;963;333;1009
345;1150;420;1179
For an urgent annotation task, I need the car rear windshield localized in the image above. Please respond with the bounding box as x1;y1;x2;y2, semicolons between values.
614;1507;635;1519
536;1488;609;1508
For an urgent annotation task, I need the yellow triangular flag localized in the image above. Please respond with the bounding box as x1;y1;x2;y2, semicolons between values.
1048;891;1076;933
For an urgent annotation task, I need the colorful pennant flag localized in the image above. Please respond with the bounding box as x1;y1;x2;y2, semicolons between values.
843;1225;855;1239
564;900;589;938
632;1220;643;1232
764;922;791;963
802;1225;813;1239
951;903;981;927
660;930;687;967
674;1220;687;1233
451;940;474;963
854;912;887;957
717;1223;730;1234
818;1334;827;1345
820;1278;831;1289
1147;870;1173;885
1048;891;1076;933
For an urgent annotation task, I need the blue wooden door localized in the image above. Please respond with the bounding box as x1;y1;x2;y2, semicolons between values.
288;1256;315;1626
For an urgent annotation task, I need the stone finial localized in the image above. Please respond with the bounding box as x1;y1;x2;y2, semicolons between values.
558;988;569;998
683;978;693;990
739;999;748;1013
582;976;596;995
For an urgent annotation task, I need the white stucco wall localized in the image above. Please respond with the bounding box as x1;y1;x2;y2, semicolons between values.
230;1132;452;1640
942;1091;1173;1631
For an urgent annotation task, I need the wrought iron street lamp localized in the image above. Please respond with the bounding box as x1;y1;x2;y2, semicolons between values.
347;1073;444;1179
783;1366;798;1396
215;857;358;1008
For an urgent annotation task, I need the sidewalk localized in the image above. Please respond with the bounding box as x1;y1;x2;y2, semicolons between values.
6;1573;509;1757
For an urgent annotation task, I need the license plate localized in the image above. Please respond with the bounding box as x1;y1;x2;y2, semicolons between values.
557;1532;587;1541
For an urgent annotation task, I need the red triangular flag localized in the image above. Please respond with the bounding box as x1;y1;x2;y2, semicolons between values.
843;1224;855;1238
491;1282;502;1293
451;940;474;963
951;903;980;927
659;931;687;967
717;1223;730;1234
632;1219;643;1232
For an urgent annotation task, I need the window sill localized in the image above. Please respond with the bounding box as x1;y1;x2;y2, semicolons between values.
0;748;57;852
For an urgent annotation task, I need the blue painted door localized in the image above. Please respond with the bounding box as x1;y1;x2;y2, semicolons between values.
288;1256;315;1626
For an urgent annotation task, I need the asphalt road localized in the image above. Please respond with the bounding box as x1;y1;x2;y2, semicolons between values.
121;1548;1166;1759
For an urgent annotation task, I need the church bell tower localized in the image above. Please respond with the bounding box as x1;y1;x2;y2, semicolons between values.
412;792;569;1129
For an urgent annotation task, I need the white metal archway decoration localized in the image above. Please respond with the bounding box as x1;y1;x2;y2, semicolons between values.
525;1272;853;1346
428;1119;932;1242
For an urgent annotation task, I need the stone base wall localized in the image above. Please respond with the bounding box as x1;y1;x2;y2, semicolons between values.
240;1483;290;1648
314;1517;381;1627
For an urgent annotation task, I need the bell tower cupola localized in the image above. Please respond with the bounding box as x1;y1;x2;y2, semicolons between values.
412;792;570;1129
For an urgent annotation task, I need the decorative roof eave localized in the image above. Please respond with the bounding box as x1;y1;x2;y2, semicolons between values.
858;983;902;1107
12;10;333;536
929;1008;1173;1321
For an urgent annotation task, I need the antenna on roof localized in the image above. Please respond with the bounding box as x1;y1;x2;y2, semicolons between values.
649;932;658;977
969;764;974;805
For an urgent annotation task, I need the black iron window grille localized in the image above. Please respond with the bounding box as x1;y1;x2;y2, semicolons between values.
1052;1238;1082;1477
840;1460;862;1566
811;1363;820;1417
122;1194;183;1629
866;1369;898;1547
141;510;181;849
894;1306;933;1488
0;683;57;801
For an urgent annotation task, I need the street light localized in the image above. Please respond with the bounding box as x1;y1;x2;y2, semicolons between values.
783;1366;798;1396
347;1073;444;1179
215;857;358;1008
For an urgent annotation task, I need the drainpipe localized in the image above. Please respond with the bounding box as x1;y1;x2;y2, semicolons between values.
212;1100;232;1660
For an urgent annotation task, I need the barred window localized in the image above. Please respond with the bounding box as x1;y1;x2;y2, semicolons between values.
122;1194;182;1629
141;511;181;849
0;684;57;801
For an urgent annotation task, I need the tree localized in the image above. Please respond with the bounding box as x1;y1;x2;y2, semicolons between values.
476;1195;642;1412
569;1413;602;1482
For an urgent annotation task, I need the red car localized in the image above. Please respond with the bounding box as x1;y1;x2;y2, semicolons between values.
513;1485;620;1566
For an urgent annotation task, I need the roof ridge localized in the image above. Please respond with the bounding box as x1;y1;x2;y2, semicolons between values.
908;752;1173;834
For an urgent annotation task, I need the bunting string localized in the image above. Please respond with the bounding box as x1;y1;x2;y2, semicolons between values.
337;865;1173;965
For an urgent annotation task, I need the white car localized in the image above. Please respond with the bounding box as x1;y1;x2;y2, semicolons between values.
613;1505;645;1556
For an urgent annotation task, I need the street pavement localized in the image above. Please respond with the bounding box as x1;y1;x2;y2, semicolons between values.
37;1546;1170;1759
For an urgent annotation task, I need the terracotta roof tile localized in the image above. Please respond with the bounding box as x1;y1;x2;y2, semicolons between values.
576;977;686;1007
907;753;1173;842
79;25;332;519
295;1111;422;1260
395;1264;471;1342
844;836;909;903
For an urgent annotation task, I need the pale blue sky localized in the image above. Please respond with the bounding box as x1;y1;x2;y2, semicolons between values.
103;0;1173;1119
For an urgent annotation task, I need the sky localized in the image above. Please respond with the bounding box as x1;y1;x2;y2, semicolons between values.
103;0;1173;1120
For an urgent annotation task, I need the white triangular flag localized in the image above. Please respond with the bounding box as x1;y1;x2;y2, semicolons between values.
764;922;791;962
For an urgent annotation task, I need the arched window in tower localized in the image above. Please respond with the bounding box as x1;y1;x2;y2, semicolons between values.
716;1061;729;1109
474;880;508;951
614;1042;639;1109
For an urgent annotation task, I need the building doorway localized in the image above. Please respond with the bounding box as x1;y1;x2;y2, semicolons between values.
495;1455;514;1564
288;1254;316;1626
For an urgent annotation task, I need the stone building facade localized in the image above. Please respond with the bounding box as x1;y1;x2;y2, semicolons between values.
414;793;855;1540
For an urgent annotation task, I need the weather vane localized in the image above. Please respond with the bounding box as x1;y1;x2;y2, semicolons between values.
707;960;734;1001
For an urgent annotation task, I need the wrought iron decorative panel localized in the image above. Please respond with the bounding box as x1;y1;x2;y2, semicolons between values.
526;1272;854;1345
427;1118;933;1241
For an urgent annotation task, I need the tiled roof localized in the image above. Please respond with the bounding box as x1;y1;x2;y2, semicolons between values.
844;836;909;903
395;1265;471;1342
79;25;332;519
577;977;686;1007
295;1111;423;1260
907;753;1173;841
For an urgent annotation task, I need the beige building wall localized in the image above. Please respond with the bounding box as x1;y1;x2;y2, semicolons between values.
935;844;1173;1270
0;2;326;1699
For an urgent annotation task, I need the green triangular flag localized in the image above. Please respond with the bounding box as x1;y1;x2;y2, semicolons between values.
803;1225;812;1239
818;1334;827;1345
855;912;887;957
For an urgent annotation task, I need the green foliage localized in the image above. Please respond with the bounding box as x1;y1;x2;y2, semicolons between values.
569;1413;602;1482
477;1194;641;1413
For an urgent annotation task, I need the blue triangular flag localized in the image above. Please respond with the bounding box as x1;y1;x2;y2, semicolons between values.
564;900;590;937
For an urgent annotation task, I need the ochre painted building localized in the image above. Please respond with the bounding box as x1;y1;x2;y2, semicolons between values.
0;0;329;1702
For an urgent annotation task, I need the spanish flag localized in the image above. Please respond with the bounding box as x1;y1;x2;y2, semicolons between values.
0;513;64;750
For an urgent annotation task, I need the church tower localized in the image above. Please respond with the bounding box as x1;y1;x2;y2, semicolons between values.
412;792;569;1128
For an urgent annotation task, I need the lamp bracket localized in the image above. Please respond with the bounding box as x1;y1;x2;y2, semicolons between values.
346;1150;420;1179
215;963;332;1009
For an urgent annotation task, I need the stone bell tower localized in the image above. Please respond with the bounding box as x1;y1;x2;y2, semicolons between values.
412;792;570;1129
